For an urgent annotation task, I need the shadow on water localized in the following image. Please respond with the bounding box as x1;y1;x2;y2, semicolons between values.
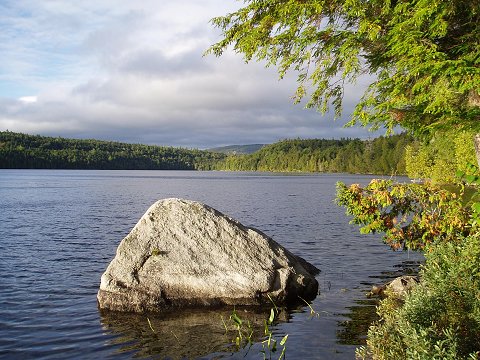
99;306;291;360
336;259;423;346
336;298;380;346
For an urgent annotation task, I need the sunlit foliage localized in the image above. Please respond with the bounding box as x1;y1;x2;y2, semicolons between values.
208;0;480;135
405;131;477;183
217;134;412;174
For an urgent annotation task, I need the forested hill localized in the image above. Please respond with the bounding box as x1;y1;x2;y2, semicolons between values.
0;131;412;174
207;144;264;154
0;131;225;170
215;134;413;175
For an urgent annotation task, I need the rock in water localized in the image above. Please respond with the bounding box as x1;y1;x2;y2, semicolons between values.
367;275;419;299
97;198;319;312
385;275;419;299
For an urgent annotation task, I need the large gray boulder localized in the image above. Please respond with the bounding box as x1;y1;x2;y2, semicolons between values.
97;198;319;312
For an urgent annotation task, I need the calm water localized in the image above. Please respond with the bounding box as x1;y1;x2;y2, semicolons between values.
0;170;422;359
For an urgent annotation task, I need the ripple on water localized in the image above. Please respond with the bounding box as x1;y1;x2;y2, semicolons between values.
0;170;423;359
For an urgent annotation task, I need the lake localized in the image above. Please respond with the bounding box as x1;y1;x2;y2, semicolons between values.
0;170;422;359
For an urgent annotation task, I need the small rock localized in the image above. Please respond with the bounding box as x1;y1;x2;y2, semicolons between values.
385;275;419;299
367;275;419;299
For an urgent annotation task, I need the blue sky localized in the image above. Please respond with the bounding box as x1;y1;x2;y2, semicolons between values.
0;0;385;148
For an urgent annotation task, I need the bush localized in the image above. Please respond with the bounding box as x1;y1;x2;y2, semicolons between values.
357;234;480;359
336;180;470;250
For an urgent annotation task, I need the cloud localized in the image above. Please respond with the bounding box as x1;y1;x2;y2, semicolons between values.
18;96;38;103
0;1;384;148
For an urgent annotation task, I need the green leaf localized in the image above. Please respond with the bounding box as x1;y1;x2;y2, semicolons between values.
231;312;242;326
207;0;480;137
268;308;275;324
471;202;480;214
264;319;269;335
280;334;289;346
465;175;478;183
271;339;277;352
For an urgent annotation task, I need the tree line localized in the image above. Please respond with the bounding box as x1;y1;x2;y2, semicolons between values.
214;134;412;175
0;131;225;170
1;131;415;175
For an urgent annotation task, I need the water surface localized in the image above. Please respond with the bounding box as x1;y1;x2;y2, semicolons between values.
0;170;422;359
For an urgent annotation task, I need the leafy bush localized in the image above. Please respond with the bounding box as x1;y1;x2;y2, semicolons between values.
336;180;470;250
357;234;480;359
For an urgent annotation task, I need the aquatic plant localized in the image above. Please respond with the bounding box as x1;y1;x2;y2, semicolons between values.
222;302;289;360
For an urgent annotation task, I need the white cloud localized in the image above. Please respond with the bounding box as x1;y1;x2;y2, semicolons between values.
18;96;38;103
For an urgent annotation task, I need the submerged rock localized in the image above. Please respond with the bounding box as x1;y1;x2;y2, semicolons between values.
97;198;319;312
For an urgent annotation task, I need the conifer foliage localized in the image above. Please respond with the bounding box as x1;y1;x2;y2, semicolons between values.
208;0;479;134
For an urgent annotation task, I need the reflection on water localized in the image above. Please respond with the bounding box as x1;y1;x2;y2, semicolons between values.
99;306;291;360
336;260;422;346
336;299;379;346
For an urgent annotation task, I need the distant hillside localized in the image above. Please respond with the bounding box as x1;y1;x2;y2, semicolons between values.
0;131;225;170
214;134;413;175
0;131;413;174
207;144;265;155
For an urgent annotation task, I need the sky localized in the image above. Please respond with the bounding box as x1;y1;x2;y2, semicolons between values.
0;0;385;149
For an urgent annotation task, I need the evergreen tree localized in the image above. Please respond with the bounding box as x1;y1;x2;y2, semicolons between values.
208;0;479;143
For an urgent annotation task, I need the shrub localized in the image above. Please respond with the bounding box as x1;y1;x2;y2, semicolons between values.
357;234;480;359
